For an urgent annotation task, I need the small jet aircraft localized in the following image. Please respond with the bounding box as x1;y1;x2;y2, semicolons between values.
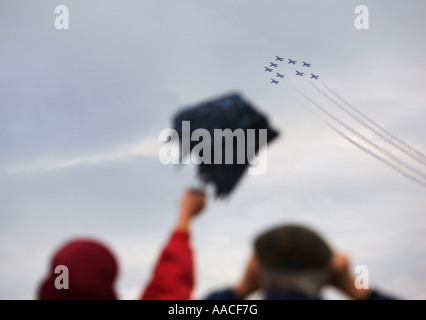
275;56;284;62
269;62;278;67
302;61;311;67
310;73;319;79
264;67;273;72
296;70;304;76
288;59;297;65
276;72;285;78
271;79;279;84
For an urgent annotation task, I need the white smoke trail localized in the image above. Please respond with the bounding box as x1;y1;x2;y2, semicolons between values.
3;135;160;174
288;81;426;183
286;90;426;188
317;80;426;165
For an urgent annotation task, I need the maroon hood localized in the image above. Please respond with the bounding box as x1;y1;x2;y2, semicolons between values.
37;238;118;300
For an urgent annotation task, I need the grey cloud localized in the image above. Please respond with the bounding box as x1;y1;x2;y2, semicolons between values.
1;0;425;299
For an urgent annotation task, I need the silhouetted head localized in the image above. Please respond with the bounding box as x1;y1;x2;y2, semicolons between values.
37;238;118;300
254;224;332;297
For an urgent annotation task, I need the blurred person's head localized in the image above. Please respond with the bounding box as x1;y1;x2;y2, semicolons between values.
37;238;118;300
254;224;332;297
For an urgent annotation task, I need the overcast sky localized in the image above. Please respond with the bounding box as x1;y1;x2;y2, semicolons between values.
1;0;425;300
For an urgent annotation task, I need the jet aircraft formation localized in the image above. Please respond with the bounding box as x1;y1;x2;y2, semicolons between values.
263;56;426;189
265;56;320;84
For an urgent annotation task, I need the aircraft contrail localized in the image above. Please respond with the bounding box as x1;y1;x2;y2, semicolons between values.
286;89;426;189
315;80;426;166
288;81;426;183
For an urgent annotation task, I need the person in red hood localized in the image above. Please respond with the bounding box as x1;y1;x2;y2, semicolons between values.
37;188;205;300
37;238;119;300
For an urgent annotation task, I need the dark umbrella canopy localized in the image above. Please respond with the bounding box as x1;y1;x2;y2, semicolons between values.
173;92;279;198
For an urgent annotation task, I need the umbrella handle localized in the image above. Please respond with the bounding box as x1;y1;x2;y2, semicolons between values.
191;180;207;193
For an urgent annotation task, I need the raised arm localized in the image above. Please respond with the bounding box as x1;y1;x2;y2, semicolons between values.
140;189;205;300
327;252;396;300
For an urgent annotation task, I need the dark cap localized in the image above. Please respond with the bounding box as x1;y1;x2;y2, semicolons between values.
254;224;332;271
37;238;118;300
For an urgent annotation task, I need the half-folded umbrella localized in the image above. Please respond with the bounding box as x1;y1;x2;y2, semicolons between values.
172;92;279;198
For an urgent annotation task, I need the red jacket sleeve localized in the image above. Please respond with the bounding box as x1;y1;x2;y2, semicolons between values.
140;230;194;300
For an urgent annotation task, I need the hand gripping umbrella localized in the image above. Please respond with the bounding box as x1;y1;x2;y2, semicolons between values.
172;92;279;198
